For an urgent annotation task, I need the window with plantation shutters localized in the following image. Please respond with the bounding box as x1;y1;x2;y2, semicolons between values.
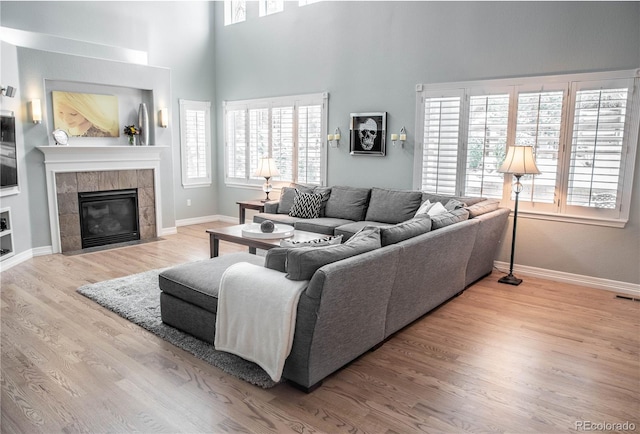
513;88;565;211
465;92;510;199
224;93;327;188
415;70;639;227
566;85;628;211
297;105;323;184
180;99;211;188
420;94;462;195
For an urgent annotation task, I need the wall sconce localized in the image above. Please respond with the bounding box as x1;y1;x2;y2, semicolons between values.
391;127;407;147
30;99;42;124
327;127;341;148
159;108;168;128
1;86;17;98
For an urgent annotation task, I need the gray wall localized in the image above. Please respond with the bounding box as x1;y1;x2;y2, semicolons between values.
214;1;640;285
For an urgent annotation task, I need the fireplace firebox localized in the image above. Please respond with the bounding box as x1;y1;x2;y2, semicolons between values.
78;189;140;249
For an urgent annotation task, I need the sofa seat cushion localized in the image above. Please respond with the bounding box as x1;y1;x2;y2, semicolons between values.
365;188;423;224
294;217;355;235
334;220;392;240
158;252;265;314
324;186;371;221
254;212;304;227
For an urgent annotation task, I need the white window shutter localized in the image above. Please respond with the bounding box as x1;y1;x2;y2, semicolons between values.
421;94;462;194
271;106;295;183
514;89;565;206
180;99;211;188
465;93;510;199
297;104;323;185
225;108;247;180
567;87;628;210
249;108;269;179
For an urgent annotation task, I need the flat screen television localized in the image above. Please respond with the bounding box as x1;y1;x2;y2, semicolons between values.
1;114;18;189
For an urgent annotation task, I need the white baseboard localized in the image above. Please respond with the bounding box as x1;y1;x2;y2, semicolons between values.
175;215;236;227
159;227;178;236
0;245;53;272
494;261;640;297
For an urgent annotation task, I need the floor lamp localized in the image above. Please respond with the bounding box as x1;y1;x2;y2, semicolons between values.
498;146;541;286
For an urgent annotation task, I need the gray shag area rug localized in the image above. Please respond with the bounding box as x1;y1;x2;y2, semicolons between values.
77;268;277;388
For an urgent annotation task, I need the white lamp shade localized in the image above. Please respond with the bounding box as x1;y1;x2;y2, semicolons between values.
499;146;541;176
254;157;281;178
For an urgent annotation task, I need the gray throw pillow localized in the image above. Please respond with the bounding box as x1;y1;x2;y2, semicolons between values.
324;186;371;221
430;208;470;229
365;188;423;224
445;198;466;211
286;227;381;281
277;187;298;214
379;215;432;246
313;186;332;217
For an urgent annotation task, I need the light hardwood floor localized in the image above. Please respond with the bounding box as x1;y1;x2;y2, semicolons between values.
1;222;638;433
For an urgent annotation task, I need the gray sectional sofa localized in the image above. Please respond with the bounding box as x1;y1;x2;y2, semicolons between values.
159;185;510;391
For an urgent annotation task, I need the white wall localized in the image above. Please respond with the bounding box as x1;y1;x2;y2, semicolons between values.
213;1;640;285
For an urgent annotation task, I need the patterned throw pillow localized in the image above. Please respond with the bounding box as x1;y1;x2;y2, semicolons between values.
289;190;322;218
280;234;343;247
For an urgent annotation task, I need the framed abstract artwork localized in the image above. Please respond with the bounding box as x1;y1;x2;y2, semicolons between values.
52;91;119;137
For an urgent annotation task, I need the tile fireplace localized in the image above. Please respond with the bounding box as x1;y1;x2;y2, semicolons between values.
39;145;165;254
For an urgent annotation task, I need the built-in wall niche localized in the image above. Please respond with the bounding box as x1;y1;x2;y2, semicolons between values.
44;79;155;147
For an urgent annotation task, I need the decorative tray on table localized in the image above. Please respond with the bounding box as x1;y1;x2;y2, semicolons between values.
241;223;294;239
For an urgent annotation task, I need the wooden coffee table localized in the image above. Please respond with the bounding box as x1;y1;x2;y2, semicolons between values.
207;224;325;258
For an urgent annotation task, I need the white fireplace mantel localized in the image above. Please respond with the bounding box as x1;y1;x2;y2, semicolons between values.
38;145;169;253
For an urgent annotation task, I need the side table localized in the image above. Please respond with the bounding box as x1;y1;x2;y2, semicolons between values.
236;199;272;224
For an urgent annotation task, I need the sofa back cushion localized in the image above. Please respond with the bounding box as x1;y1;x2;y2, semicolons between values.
421;193;485;207
379;214;432;246
324;186;371;221
365;188;423;224
285;227;381;280
465;199;500;218
430;208;470;230
264;235;343;273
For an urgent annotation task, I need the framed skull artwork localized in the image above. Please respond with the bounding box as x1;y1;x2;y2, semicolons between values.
349;112;387;156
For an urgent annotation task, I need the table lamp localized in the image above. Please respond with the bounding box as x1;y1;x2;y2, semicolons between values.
254;157;280;202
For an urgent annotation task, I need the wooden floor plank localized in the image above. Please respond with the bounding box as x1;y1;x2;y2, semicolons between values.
1;222;638;433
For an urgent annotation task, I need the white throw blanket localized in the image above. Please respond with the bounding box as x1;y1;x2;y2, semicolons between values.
214;262;308;382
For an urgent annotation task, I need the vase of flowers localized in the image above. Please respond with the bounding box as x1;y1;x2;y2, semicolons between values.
123;125;139;145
